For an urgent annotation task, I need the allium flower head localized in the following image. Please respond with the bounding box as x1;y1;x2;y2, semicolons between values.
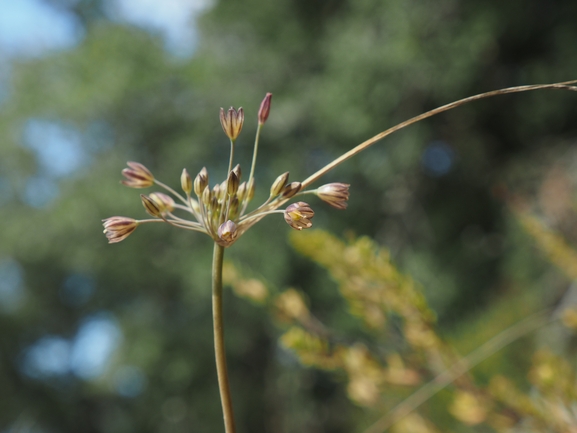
104;93;350;245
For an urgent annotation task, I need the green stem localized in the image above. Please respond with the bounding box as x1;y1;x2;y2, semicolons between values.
228;139;235;175
212;243;236;433
248;123;263;184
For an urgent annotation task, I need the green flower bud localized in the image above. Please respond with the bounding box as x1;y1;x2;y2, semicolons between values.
270;172;289;197
227;171;239;196
194;167;209;197
181;169;192;194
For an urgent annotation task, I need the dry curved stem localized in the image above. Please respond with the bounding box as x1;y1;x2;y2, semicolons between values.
301;80;577;189
362;309;556;433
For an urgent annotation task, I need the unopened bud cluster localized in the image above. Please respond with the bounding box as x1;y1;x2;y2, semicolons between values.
103;93;351;246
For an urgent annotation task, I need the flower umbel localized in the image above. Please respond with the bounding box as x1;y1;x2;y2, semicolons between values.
103;94;350;246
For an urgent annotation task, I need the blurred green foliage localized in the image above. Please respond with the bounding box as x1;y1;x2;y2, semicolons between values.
1;0;577;432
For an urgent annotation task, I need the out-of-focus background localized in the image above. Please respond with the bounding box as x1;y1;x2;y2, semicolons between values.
1;0;577;432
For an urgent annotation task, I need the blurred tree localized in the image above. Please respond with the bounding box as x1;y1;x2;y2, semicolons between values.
0;0;576;431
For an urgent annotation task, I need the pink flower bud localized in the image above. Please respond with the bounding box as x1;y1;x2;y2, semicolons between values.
284;202;314;230
258;93;272;125
121;161;154;188
102;217;138;243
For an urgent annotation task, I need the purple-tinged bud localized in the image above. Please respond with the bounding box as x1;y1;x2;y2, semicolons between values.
258;93;272;125
227;171;239;196
281;182;302;199
284;202;314;230
218;220;238;245
141;194;162;218
149;192;175;213
270;172;289;197
194;167;209;197
102;217;139;243
181;169;192;194
220;107;244;141
316;183;350;210
121;161;154;188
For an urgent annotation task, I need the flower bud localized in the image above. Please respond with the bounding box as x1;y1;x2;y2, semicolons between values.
102;217;138;243
228;197;240;220
232;164;242;181
141;194;162;218
213;183;221;200
227;171;239;196
218;220;238;245
220;107;244;141
284;202;314;230
317;183;350;210
121;161;154;188
148;192;175;213
270;171;289;197
202;187;211;206
247;177;256;202
237;182;247;202
211;195;219;213
194;167;209;197
281;182;302;199
258;93;272;125
181;169;192;194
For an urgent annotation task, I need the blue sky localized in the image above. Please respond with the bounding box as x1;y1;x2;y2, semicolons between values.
0;0;212;58
0;0;214;205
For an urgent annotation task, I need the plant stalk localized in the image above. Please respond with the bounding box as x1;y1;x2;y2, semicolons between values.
212;243;236;433
301;80;577;189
